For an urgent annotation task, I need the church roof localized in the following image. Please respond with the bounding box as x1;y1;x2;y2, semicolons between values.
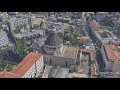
44;32;63;46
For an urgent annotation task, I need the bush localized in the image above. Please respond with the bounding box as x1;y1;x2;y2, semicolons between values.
13;27;21;34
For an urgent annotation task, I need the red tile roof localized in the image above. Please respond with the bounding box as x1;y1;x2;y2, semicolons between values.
79;49;97;78
79;49;95;61
103;43;120;64
12;52;42;77
115;73;120;78
91;20;99;31
0;71;21;78
91;65;97;78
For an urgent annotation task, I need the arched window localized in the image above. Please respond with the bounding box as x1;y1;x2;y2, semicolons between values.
65;62;68;67
50;59;52;65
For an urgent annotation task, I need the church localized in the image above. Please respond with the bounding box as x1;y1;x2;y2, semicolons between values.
44;32;63;55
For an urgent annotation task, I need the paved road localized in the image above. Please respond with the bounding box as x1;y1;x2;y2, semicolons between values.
96;50;105;72
85;23;105;72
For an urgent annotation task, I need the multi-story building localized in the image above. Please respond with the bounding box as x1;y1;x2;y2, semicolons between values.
0;52;44;78
91;20;117;44
95;12;108;21
44;32;63;55
101;42;120;72
0;29;9;48
9;16;32;31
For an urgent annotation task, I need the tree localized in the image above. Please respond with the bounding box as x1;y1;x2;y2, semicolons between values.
14;40;27;58
64;35;72;41
13;27;21;34
69;26;74;33
40;21;44;28
86;16;90;21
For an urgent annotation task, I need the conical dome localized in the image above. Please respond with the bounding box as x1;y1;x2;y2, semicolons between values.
45;32;63;46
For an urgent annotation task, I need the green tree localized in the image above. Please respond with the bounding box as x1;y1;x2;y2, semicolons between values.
64;35;72;41
13;27;21;34
14;40;27;58
69;26;74;33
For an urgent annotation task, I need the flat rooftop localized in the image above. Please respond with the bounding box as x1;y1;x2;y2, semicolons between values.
79;49;95;61
68;73;88;78
55;68;69;78
62;45;78;59
14;29;44;39
80;54;90;75
42;65;69;78
99;32;109;38
42;65;53;78
0;30;7;39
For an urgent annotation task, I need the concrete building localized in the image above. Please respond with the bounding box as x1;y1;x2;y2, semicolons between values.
94;30;117;44
95;12;108;21
44;32;63;55
9;16;32;30
0;30;10;48
91;20;117;44
43;54;76;68
31;15;46;28
0;71;21;78
101;42;120;73
57;17;71;23
0;52;44;78
14;29;45;40
76;49;97;78
42;65;69;78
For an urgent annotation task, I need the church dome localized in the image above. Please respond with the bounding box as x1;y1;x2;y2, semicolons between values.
45;32;63;46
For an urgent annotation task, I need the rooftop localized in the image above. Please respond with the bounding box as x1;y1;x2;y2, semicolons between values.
0;71;21;78
91;20;99;31
55;68;69;78
30;41;41;49
79;49;95;61
42;65;53;78
12;52;42;76
91;65;97;78
80;54;90;74
14;29;44;39
44;65;69;78
62;45;78;59
44;32;63;46
103;43;120;64
68;73;88;78
0;29;8;39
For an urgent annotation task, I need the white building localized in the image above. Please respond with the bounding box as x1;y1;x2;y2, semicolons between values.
0;52;44;78
0;30;9;48
9;16;31;30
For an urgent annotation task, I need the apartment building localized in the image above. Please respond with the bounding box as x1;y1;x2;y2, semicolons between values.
0;30;9;48
0;52;44;78
101;42;120;72
9;16;32;30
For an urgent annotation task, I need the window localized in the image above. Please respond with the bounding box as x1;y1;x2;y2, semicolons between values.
53;47;56;49
50;47;53;49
